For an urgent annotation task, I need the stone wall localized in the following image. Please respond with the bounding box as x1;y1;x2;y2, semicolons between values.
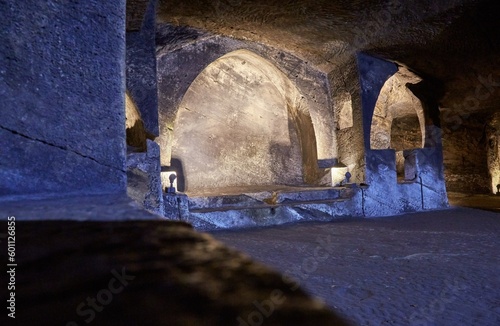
0;0;126;198
441;112;490;194
329;55;366;183
486;112;500;194
156;25;335;191
370;68;425;151
171;50;307;192
126;0;158;137
125;0;164;214
358;54;448;216
127;140;164;216
391;116;423;150
392;116;423;178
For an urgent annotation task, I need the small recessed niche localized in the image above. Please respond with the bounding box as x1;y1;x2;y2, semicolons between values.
161;171;178;192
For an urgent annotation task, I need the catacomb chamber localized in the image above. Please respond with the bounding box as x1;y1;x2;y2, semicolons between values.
140;47;451;228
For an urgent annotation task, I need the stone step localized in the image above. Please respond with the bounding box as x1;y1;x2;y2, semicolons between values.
276;186;354;203
187;186;356;211
185;195;363;231
189;197;351;213
187;193;268;211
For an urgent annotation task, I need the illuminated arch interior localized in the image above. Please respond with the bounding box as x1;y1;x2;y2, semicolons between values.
171;49;319;194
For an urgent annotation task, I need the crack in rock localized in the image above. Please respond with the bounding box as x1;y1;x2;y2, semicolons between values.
0;125;125;173
393;253;466;260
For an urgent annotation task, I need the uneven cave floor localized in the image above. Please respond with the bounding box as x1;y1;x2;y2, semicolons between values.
1;194;499;325
0;194;347;326
212;206;500;326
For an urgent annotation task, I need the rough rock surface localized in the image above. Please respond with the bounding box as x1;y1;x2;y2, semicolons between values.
156;25;334;187
0;0;126;196
0;219;349;326
126;0;159;136
184;186;362;231
212;207;500;326
157;0;500;196
158;0;500;113
443;112;491;194
126;140;165;216
172;49;305;191
486;113;500;193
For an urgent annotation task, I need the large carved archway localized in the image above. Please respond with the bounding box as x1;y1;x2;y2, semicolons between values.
170;49;319;193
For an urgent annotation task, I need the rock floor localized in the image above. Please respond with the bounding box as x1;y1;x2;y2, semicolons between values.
0;194;347;326
1;194;499;325
212;206;500;325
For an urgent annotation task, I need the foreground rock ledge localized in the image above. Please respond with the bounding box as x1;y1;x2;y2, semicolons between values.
9;220;350;325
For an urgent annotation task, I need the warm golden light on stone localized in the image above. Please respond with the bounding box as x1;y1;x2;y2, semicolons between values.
170;49;320;193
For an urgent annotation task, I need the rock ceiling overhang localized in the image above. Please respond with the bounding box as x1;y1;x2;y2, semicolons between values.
152;0;500;114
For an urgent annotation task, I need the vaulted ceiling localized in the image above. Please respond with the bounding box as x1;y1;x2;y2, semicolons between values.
156;0;500;114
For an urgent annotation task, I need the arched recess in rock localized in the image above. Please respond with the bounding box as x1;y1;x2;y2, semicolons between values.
156;33;336;187
125;92;148;152
370;68;425;178
170;49;320;194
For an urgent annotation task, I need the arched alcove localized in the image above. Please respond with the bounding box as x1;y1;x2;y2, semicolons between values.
125;92;148;152
370;68;425;179
157;34;337;188
170;49;318;194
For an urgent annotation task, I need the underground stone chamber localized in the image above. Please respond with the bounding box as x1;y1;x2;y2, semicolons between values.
3;2;500;324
